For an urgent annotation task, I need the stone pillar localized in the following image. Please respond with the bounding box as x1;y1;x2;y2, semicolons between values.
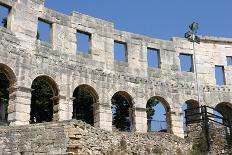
7;86;31;126
51;96;59;121
94;103;112;131
134;107;147;132
56;96;73;121
170;111;185;138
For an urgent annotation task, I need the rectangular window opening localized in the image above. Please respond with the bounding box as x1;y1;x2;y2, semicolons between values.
215;66;226;85
180;53;194;72
76;31;91;54
37;18;52;43
147;48;160;68
0;4;10;28
227;56;232;66
114;41;127;62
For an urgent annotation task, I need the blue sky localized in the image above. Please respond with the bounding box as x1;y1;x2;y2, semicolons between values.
45;0;232;40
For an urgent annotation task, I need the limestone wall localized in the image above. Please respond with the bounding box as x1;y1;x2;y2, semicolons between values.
186;123;232;154
0;0;231;138
0;120;191;155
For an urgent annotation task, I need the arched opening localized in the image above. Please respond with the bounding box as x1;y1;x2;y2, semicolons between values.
182;100;200;130
111;91;133;132
0;71;9;124
73;85;98;126
30;76;58;123
146;96;171;132
215;102;232;125
0;64;16;125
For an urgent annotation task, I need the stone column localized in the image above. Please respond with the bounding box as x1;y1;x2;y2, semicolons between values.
51;96;59;121
94;103;112;131
7;86;32;126
134;107;147;132
170;111;185;138
56;96;73;121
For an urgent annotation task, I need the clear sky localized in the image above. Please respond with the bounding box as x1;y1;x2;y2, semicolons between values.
45;0;232;40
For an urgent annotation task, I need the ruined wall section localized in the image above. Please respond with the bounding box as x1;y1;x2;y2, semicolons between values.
0;0;232;138
0;120;191;155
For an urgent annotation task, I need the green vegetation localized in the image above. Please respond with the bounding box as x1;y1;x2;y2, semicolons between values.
73;86;94;125
112;94;130;131
1;17;7;28
36;31;40;40
152;147;163;155
30;78;53;123
120;138;127;150
146;98;159;131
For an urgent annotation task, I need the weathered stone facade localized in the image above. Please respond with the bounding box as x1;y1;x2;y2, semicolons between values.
0;120;192;155
186;123;232;154
0;0;232;139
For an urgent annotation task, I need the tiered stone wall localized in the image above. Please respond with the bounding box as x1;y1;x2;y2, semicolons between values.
0;120;192;155
0;0;232;138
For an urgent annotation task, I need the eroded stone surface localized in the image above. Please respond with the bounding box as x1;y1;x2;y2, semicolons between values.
0;120;192;155
0;0;231;139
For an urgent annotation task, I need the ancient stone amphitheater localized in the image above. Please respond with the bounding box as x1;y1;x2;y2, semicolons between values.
0;0;231;154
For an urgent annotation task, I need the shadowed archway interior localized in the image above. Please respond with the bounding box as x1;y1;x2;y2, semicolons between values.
0;71;9;124
0;64;16;125
30;76;58;123
73;85;98;126
215;102;232;124
182;100;200;133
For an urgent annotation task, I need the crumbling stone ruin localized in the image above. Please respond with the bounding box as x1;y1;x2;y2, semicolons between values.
0;0;232;154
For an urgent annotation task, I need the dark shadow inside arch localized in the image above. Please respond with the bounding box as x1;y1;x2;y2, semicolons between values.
73;85;98;126
0;71;9;125
146;96;171;133
215;102;232;125
30;76;58;123
0;64;16;126
111;91;133;132
182;100;200;127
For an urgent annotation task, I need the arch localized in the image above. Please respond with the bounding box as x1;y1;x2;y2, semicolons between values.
30;75;59;123
0;64;16;125
215;102;232;123
0;63;16;86
149;96;171;112
113;91;134;106
32;75;59;96
182;100;200;134
111;91;134;132
185;99;199;109
72;84;99;126
75;84;99;102
146;96;171;133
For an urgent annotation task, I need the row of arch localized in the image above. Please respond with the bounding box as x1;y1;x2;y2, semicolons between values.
0;63;232;133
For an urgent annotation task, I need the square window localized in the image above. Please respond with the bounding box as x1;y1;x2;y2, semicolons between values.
147;48;160;68
76;31;91;54
215;66;226;85
180;54;193;72
0;4;10;28
37;19;51;43
114;41;127;62
227;56;232;66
